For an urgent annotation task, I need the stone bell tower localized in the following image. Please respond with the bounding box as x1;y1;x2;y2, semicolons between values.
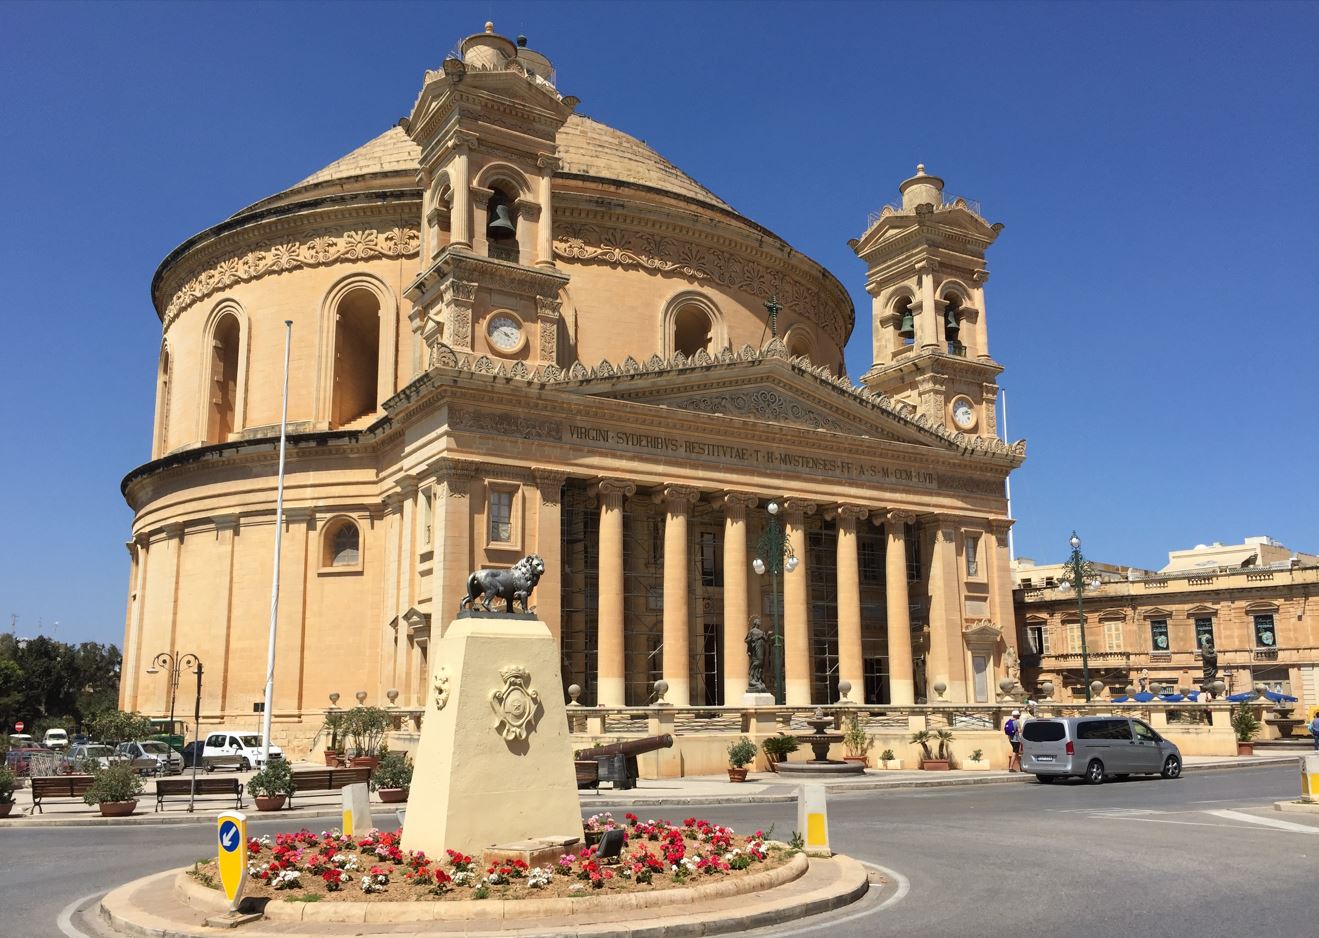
849;166;1005;438
405;23;578;369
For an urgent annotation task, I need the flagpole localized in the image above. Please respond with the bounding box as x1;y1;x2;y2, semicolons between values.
261;320;292;764
1001;388;1016;563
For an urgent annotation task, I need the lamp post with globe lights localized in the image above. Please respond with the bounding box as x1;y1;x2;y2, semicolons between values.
752;500;798;705
1058;532;1102;702
146;651;203;811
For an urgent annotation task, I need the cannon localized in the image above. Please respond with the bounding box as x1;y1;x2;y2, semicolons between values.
574;734;674;791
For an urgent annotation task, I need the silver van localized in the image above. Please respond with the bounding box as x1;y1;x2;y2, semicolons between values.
1021;715;1182;784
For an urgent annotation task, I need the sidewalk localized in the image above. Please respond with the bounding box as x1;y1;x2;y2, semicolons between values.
2;753;1298;827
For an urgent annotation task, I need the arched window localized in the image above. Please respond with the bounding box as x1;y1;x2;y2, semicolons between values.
155;343;171;457
331;287;381;428
323;518;361;568
485;185;519;262
206;314;240;444
673;304;712;357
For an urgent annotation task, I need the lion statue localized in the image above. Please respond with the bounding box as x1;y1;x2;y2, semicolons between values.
459;554;546;614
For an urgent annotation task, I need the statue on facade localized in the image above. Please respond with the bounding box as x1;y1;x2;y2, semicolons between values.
459;554;546;614
745;616;769;693
1200;638;1219;684
1004;645;1021;685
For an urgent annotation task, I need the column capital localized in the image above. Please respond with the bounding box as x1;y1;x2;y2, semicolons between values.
781;498;816;518
714;491;758;514
655;484;701;509
383;492;404;512
161;521;186;540
283;506;315;525
987;517;1014;538
211;513;240;533
832;504;870;524
427;457;481;496
450;130;479;153
533;467;569;508
883;508;917;526
391;474;419;497
537;152;562;173
591;478;637;503
132;530;152;549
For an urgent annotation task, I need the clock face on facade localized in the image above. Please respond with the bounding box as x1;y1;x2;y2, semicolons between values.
951;397;977;431
487;314;523;352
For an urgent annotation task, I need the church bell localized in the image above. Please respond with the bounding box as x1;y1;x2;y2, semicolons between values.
898;309;915;340
487;203;517;241
943;306;960;338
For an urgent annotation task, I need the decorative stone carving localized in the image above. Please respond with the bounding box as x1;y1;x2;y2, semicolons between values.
532;468;569;508
490;665;541;741
665;388;846;432
448;407;563;442
163;227;420;328
433;666;451;711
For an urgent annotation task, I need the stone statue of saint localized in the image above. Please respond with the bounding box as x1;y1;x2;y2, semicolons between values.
1004;645;1021;684
745;616;768;693
1200;638;1219;683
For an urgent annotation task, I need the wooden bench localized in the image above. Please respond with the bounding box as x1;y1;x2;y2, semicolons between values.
30;775;95;814
575;760;599;790
288;767;371;807
155;776;244;812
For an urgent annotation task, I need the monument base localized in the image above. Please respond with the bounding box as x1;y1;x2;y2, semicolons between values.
742;692;777;707
400;615;583;860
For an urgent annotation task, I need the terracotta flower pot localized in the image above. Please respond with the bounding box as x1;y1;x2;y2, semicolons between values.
843;756;869;768
377;787;408;804
1236;741;1254;756
350;756;379;773
920;759;951;771
0;801;14;818
98;800;138;817
253;794;287;811
728;767;749;782
324;750;344;767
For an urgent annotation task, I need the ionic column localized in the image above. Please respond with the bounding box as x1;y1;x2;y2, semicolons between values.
884;510;916;705
448;134;475;249
718;493;758;702
658;485;701;707
594;479;635;706
533;468;568;646
928;518;964;702
917;259;939;349
535;153;559;268
835;505;869;702
782;499;816;706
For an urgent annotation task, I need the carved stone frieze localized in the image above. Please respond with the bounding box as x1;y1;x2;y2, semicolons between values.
663;387;847;433
448;406;564;442
163;227;420;329
490;665;541;741
553;224;847;345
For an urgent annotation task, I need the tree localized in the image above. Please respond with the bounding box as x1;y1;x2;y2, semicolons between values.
0;634;123;734
85;710;153;745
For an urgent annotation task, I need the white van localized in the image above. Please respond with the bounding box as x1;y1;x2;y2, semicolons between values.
43;728;69;750
201;730;283;771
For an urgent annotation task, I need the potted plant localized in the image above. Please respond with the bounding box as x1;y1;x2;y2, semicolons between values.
1231;704;1261;756
248;758;294;810
761;734;799;773
842;715;873;767
727;737;758;782
878;748;902;770
963;747;990;771
0;765;15;819
344;707;390;772
82;763;144;817
370;752;413;803
911;729;954;770
322;711;346;766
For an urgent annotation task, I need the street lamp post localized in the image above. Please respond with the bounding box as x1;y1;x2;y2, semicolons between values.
147;651;203;811
752;500;799;705
1059;532;1100;702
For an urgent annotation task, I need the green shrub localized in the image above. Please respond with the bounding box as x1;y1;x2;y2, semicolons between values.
880;748;896;762
82;764;145;805
370;752;413;791
0;765;15;804
341;707;391;757
1231;705;1261;742
248;758;294;797
843;715;873;758
761;734;799;762
727;737;758;768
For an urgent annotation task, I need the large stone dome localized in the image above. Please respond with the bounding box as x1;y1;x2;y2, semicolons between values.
235;114;731;221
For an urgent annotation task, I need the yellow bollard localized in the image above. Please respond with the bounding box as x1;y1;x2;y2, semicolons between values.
796;783;831;857
1302;754;1319;804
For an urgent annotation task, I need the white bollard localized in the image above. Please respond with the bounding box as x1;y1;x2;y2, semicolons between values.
342;782;373;836
1302;754;1319;804
797;783;831;857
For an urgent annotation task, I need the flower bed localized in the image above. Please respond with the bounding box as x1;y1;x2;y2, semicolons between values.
188;813;789;903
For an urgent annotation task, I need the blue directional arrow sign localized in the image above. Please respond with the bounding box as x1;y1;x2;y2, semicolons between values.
215;811;248;909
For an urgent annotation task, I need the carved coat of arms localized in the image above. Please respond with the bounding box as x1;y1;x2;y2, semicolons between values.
490;665;540;741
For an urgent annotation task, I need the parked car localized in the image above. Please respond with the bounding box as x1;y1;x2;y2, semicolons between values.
200;731;282;771
1022;715;1183;784
71;733;91;747
5;745;48;777
42;728;69;750
7;733;35;748
115;740;184;776
63;743;122;772
181;740;242;772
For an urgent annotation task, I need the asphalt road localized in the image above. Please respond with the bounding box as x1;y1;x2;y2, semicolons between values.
4;764;1312;938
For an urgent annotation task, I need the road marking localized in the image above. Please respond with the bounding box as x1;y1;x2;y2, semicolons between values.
766;861;908;934
1206;809;1319;834
56;890;106;938
1087;815;1248;829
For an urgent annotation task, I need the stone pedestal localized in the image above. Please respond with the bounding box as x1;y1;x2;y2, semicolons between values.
400;613;584;859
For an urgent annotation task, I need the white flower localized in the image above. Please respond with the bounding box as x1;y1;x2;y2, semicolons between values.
486;872;505;885
331;853;359;871
528;867;553;889
568;883;586;893
272;870;301;890
453;870;474;886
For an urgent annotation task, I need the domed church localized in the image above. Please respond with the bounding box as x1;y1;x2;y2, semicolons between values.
119;24;1025;752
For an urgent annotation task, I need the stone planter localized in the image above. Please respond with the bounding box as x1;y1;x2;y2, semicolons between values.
920;759;951;771
98;799;138;817
1236;741;1254;756
728;767;749;783
843;756;869;769
253;794;287;811
961;759;991;771
0;801;14;818
880;759;903;770
377;787;408;804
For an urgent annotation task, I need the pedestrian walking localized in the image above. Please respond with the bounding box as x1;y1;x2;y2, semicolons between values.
1005;708;1022;772
1309;712;1319;751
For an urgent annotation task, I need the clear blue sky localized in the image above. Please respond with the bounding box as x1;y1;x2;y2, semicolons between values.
2;1;1316;646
